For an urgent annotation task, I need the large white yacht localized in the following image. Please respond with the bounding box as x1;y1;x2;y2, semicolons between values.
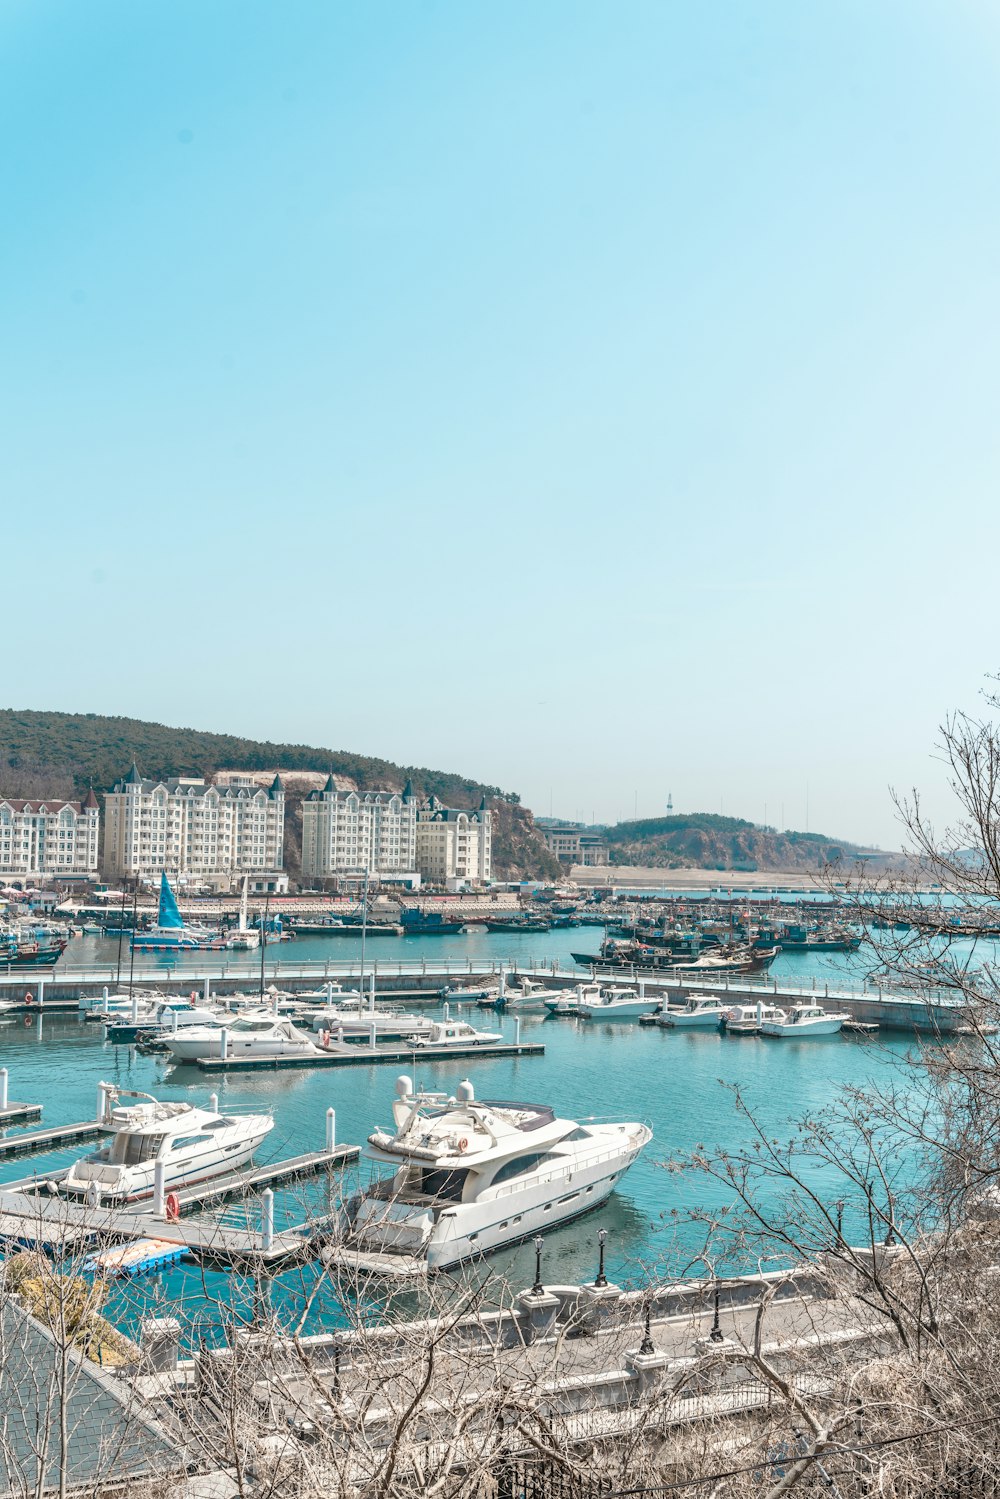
61;1089;273;1202
162;1014;321;1062
328;1076;652;1274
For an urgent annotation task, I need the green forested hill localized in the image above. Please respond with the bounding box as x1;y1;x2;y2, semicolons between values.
605;813;874;871
0;709;505;806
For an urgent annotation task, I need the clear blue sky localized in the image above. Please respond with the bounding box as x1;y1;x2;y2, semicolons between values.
4;0;999;846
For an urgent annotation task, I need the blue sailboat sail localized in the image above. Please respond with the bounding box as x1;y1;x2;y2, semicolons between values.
157;872;184;930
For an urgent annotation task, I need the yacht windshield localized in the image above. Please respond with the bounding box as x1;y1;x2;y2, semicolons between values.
230;1019;273;1032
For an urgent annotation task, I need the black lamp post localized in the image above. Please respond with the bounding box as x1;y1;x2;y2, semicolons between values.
531;1235;544;1296
638;1300;654;1357
709;1282;723;1343
595;1227;608;1289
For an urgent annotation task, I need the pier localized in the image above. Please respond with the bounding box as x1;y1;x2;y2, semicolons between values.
0;1142;361;1266
196;1038;544;1073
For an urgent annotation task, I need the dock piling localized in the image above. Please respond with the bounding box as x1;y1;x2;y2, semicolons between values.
326;1108;336;1152
96;1082;107;1123
37;980;45;1008
209;1093;219;1115
0;1068;7;1111
153;1160;166;1218
262;1188;274;1251
369;1021;377;1051
515;1018;522;1047
204;976;211;1003
220;1028;229;1060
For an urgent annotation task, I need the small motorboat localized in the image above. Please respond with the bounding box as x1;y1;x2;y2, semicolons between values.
655;994;729;1028
576;986;660;1021
543;981;603;1016
411;1020;503;1048
497;976;563;1011
162;1014;322;1062
759;1003;849;1037
723;1002;787;1035
61;1088;273;1202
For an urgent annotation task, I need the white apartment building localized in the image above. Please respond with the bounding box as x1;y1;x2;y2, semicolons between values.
415;795;492;884
301;779;417;880
0;790;100;881
103;766;285;883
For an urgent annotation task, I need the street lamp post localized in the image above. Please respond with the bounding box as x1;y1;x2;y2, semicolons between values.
595;1227;608;1288
531;1236;544;1296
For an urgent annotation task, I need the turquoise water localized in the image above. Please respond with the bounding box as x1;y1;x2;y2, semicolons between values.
0;928;930;1332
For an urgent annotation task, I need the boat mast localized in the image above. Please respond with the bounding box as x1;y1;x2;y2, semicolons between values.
126;876;138;1004
258;890;270;1003
358;866;370;1013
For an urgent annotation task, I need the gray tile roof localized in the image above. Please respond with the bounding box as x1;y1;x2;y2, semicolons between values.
0;1299;181;1497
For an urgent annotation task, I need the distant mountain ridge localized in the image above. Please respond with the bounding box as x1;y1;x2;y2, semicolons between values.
604;813;877;872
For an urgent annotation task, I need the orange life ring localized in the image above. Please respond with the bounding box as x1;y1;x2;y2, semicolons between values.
165;1192;181;1222
23;993;33;1005
458;1137;469;1152
189;990;197;1001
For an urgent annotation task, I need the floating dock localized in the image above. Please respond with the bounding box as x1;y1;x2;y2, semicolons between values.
196;1039;543;1073
0;1118;109;1160
0;1144;360;1267
0;1101;43;1127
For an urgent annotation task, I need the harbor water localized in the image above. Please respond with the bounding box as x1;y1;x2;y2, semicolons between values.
0;925;941;1333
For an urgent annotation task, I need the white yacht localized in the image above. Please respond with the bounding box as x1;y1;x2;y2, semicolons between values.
576;986;659;1021
498;976;564;1011
760;1003;849;1038
162;1014;321;1062
724;1002;787;1035
543;981;602;1016
60;1089;273;1202
328;1076;652;1274
312;1006;434;1042
655;994;729;1028
412;1020;503;1048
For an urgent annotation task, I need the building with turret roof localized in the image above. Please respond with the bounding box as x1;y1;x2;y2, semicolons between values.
103;767;284;884
0;793;100;880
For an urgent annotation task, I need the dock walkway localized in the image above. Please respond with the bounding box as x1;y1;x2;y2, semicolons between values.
196;1038;543;1073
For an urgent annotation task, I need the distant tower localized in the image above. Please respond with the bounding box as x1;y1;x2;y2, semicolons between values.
666;791;673;813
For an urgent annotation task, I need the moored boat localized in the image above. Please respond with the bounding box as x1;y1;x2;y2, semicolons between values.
327;1075;652;1273
723;1002;787;1035
655;993;730;1028
60;1088;273;1202
759;1003;849;1037
411;1020;503;1048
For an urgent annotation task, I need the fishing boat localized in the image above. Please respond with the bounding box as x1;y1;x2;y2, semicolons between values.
60;1089;273;1202
759;1003;849;1037
0;924;69;967
723;1002;787;1035
400;910;466;935
162;1014;321;1062
411;1020;503;1048
655;993;730;1028
131;874;226;952
572;941;780;975
329;1075;652;1274
576;986;660;1021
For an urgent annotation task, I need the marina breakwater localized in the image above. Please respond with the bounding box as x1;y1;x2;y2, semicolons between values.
0;957;974;1033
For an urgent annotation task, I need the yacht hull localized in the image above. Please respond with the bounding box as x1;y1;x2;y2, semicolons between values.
760;1017;845;1037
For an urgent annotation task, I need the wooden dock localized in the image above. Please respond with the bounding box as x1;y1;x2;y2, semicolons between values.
196;1039;544;1073
0;1102;43;1127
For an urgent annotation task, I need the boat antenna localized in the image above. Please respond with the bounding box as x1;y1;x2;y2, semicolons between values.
259;890;270;1004
126;876;138;1004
